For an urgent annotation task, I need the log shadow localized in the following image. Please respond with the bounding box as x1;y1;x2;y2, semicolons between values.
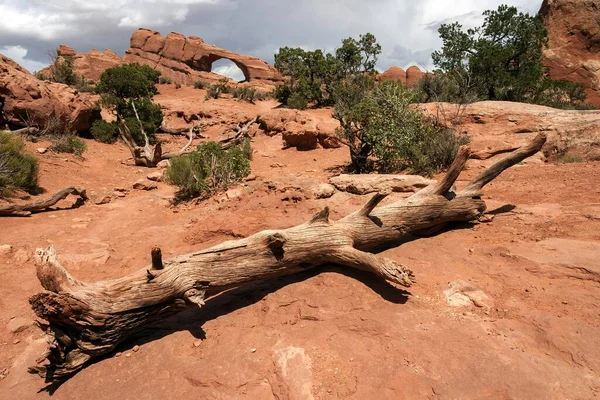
487;204;517;215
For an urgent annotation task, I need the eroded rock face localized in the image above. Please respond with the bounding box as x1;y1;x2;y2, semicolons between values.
58;45;122;82
258;109;341;150
0;54;100;133
421;101;600;161
541;0;600;106
124;29;285;86
378;65;426;86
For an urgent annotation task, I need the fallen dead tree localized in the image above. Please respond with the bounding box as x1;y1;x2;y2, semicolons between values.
0;187;87;217
28;133;546;383
119;112;257;167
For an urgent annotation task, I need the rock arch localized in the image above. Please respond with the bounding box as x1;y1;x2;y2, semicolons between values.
124;29;283;86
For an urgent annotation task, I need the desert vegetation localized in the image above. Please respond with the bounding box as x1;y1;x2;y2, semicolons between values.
423;5;592;109
166;139;252;200
0;131;39;196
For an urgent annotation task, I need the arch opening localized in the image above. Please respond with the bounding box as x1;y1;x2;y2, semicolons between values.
210;58;247;82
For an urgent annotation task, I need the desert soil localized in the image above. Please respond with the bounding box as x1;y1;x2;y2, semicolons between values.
1;86;599;399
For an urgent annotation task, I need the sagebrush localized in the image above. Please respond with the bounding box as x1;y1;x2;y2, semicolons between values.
166;140;251;200
0;131;39;196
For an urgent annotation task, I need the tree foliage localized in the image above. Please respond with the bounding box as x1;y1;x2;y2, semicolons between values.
430;4;590;108
95;64;163;145
334;78;467;175
274;33;381;108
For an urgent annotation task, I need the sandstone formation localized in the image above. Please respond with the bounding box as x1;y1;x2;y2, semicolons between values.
0;54;100;133
540;0;600;107
378;65;426;86
258;109;341;150
124;29;285;86
421;101;600;161
39;45;123;82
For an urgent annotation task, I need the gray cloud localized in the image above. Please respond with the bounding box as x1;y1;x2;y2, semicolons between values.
0;0;543;73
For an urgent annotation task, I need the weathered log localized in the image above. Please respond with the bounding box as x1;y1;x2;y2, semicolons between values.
29;134;546;383
0;187;87;217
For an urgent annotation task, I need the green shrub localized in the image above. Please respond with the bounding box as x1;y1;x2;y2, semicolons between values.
559;153;584;164
159;77;173;84
90;120;118;144
50;135;87;157
175;83;182;89
194;81;207;89
0;131;39;195
287;92;308;110
335;78;467;175
165;139;251;200
205;85;222;100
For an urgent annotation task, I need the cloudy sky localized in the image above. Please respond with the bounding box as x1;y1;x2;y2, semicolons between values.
0;0;542;80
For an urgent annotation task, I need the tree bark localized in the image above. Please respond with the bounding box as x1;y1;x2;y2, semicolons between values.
0;187;87;217
29;134;546;383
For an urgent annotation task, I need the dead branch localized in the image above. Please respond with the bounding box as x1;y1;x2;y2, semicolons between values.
0;187;87;217
220;117;257;150
28;131;546;383
470;144;521;160
119;116;255;167
5;127;40;136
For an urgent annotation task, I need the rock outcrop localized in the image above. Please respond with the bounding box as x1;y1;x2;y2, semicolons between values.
258;109;341;150
39;45;123;82
378;65;426;86
540;0;600;107
421;101;600;161
124;29;285;87
0;54;100;133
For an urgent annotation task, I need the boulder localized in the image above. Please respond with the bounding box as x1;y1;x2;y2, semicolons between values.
283;121;319;150
541;0;600;107
329;174;436;195
147;171;165;182
124;28;285;86
313;184;336;199
0;54;100;133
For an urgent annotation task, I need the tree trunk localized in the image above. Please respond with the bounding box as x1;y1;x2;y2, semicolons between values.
29;134;546;383
0;187;87;217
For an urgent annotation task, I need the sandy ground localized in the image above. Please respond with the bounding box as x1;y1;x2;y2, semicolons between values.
1;89;599;399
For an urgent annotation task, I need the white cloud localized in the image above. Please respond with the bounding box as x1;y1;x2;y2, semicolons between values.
0;0;543;72
0;45;48;72
212;60;246;82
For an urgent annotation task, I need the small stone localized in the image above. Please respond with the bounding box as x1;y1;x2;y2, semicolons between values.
116;352;122;357
7;317;32;334
132;345;140;352
114;187;128;193
250;348;257;353
562;301;568;305
125;353;131;358
12;339;20;345
147;171;164;182
36;147;47;154
113;191;126;198
133;179;157;191
313;183;336;199
244;174;257;182
226;188;244;200
0;245;12;256
193;340;202;348
93;195;112;205
157;160;171;169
